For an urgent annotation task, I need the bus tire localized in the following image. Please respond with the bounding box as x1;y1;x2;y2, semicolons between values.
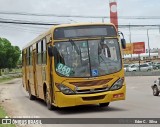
28;84;36;100
99;102;110;107
45;89;54;110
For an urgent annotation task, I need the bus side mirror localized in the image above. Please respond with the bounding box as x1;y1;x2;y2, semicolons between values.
121;39;126;49
48;46;58;57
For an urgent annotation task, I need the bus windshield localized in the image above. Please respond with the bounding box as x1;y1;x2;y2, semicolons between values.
54;39;121;77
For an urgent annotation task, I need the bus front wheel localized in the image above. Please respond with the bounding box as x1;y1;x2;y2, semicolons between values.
99;102;110;107
45;89;54;110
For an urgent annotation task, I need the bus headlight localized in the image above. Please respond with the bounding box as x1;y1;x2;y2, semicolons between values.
110;78;124;91
56;84;75;95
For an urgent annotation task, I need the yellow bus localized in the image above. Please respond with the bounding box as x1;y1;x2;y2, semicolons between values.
22;23;126;110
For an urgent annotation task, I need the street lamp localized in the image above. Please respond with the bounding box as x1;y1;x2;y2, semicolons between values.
147;29;151;60
129;23;132;59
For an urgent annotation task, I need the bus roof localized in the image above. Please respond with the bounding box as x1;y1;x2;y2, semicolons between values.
22;23;115;50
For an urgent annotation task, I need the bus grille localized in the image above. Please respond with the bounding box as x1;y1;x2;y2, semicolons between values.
82;95;105;101
70;78;112;87
76;87;109;94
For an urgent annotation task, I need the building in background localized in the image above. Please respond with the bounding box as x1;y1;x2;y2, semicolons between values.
123;42;160;63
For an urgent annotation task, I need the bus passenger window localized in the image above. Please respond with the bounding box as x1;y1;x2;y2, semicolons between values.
42;39;47;64
26;48;30;66
37;41;42;64
29;46;32;65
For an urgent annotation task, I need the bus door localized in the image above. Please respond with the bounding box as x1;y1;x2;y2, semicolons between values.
33;50;38;97
22;50;28;90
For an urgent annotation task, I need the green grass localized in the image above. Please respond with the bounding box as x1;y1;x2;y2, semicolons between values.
0;106;16;127
0;68;22;75
0;106;7;118
9;68;22;74
0;77;14;83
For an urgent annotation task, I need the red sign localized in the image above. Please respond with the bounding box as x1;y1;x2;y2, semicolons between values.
109;0;118;30
133;42;145;54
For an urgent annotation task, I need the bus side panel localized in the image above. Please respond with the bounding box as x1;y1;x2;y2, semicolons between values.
36;64;44;99
32;50;38;97
22;51;28;91
29;65;36;95
26;66;29;88
26;49;36;96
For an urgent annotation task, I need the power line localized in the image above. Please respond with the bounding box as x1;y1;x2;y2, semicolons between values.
1;11;160;19
0;20;58;25
0;20;160;28
0;17;160;31
0;24;43;34
0;11;108;18
0;17;62;25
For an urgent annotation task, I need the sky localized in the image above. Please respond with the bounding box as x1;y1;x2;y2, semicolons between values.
0;0;160;50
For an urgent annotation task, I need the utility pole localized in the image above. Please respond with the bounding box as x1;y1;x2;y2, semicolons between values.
129;23;132;59
102;17;105;23
147;29;151;60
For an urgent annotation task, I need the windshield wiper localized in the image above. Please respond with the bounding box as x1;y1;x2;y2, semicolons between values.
69;39;80;55
98;38;111;64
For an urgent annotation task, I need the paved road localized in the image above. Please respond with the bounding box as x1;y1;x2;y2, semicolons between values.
0;76;160;127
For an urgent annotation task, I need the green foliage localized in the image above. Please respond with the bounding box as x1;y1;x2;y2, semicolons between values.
0;106;16;127
0;37;21;69
0;106;7;118
17;56;22;66
0;77;14;83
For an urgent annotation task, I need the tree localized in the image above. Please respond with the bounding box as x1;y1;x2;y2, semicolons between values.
0;37;21;72
17;55;22;68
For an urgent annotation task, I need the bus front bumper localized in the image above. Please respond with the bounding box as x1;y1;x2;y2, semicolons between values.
54;85;126;108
